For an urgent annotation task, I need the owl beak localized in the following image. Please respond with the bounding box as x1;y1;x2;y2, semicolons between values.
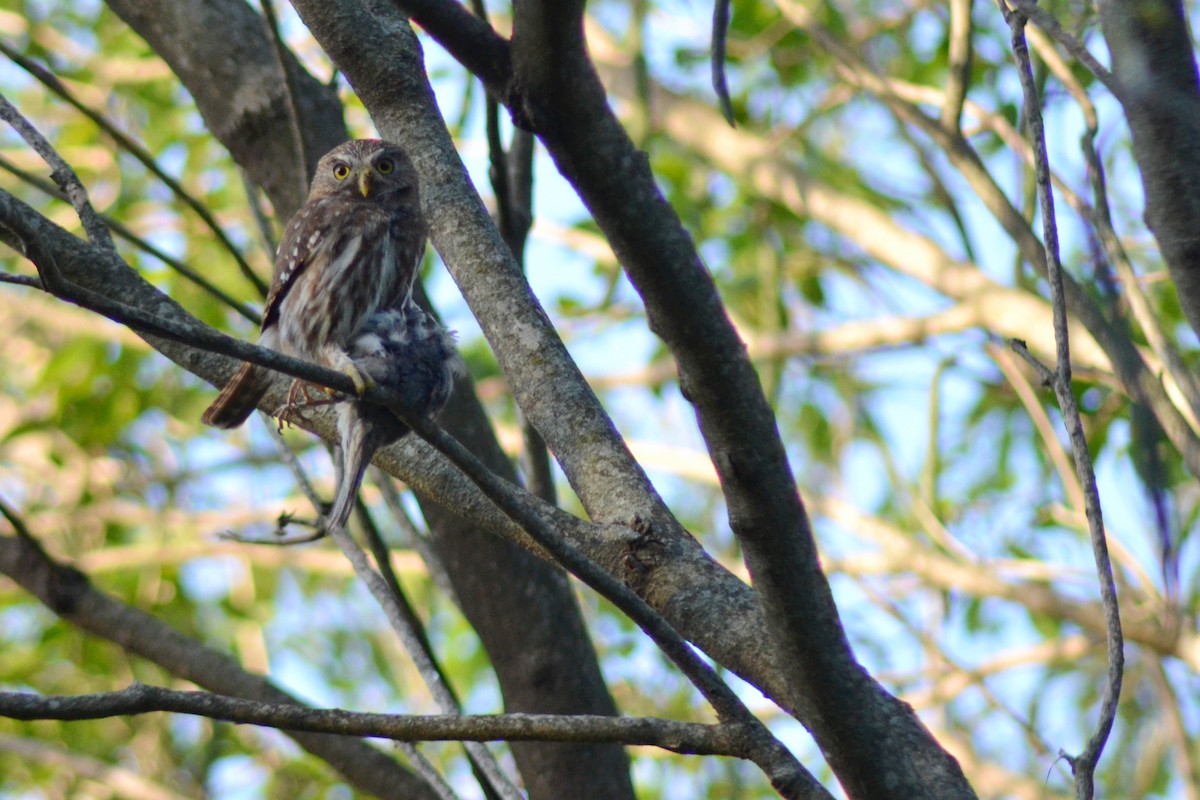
357;170;371;198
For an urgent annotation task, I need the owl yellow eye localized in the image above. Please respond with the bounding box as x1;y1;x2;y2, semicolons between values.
376;158;395;174
332;163;351;180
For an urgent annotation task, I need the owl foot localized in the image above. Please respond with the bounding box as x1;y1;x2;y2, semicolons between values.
273;379;334;430
342;363;376;396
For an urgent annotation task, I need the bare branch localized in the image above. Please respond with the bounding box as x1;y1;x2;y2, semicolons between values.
1004;0;1119;97
0;38;268;296
999;6;1123;796
0;153;260;324
0;683;747;756
326;520;525;800
258;0;312;198
0;90;113;249
0;526;438;800
941;0;973;130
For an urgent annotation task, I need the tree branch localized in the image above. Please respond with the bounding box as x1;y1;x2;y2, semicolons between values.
0;90;113;250
0;153;260;323
0;38;268;295
0;526;439;800
1000;6;1124;796
391;0;513;103
0;683;748;756
1096;0;1200;339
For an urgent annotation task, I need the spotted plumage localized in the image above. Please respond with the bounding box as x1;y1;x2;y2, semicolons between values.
202;139;428;428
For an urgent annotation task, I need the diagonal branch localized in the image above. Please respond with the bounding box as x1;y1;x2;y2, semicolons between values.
0;184;810;777
391;411;828;800
0;153;260;324
287;2;976;796
0;90;113;250
0;38;268;295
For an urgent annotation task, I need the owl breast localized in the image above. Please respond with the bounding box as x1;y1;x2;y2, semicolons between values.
274;201;420;365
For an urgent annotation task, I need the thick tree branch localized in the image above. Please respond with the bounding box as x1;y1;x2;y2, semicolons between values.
1097;0;1200;339
0;186;811;793
280;2;978;796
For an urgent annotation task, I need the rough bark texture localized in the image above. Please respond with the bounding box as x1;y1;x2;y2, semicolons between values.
4;0;1000;796
106;0;345;219
1099;0;1200;338
396;2;978;796
102;2;635;797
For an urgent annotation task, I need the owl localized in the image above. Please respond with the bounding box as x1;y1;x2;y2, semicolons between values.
322;300;461;536
202;139;428;428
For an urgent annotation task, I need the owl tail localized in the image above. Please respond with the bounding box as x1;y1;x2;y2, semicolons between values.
201;362;270;429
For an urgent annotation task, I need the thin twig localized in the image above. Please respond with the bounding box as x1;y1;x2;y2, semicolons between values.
241;170;279;259
258;415;523;800
372;470;463;603
353;491;522;800
397;743;462;800
328;524;525;800
265;420;328;512
0;683;746;755
0;153;260;324
0;40;268;296
0;495;36;542
711;0;735;125
999;5;1123;798
0;272;40;289
0;90;112;250
940;0;973;131
1003;0;1119;99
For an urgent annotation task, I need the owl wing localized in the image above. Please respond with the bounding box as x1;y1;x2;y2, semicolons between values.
261;200;330;332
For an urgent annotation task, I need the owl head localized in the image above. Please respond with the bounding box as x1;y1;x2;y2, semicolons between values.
308;139;419;204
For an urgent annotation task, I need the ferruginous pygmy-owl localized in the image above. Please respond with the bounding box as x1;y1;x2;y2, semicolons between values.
323;301;460;535
201;139;428;428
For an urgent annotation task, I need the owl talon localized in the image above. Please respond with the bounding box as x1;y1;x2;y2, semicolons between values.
345;365;375;396
273;379;339;429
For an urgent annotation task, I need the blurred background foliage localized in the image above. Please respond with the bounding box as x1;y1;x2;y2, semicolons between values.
0;0;1197;798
